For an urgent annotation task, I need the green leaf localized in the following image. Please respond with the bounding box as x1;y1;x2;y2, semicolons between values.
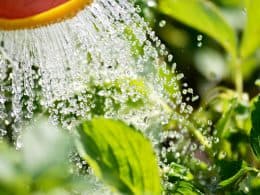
166;162;194;181
158;0;237;57
250;96;260;158
171;181;203;195
76;117;161;195
218;162;258;189
216;99;237;138
240;0;260;59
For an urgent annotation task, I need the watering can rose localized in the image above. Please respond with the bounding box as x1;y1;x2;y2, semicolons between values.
0;0;93;30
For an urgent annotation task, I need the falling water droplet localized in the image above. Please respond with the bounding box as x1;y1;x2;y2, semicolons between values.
197;34;203;41
159;20;166;28
197;34;203;47
147;0;157;7
197;42;202;48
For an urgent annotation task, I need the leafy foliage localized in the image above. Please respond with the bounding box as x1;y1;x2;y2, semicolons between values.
76;117;162;195
240;0;260;59
166;162;194;182
147;0;260;193
158;0;237;57
0;0;260;194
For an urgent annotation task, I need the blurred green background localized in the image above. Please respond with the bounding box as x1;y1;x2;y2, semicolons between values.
137;0;259;102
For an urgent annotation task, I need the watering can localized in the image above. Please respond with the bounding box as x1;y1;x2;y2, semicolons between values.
0;0;93;30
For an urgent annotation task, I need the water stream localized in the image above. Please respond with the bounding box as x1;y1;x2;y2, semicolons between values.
0;0;193;140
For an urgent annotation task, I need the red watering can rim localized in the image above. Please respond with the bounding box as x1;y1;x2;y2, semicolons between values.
0;0;69;19
0;0;93;30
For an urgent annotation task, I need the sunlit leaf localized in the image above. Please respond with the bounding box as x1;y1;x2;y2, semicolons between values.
240;0;260;59
158;0;237;57
166;162;194;181
76;117;161;195
216;99;237;138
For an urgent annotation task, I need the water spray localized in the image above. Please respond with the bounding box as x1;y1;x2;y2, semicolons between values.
0;0;93;30
0;1;219;193
0;0;176;141
0;0;201;162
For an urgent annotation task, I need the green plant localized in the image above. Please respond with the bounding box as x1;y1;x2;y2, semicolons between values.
1;0;260;194
146;0;260;193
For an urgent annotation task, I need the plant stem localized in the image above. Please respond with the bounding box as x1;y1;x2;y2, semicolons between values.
233;58;243;98
158;98;212;151
186;121;211;150
218;166;259;189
